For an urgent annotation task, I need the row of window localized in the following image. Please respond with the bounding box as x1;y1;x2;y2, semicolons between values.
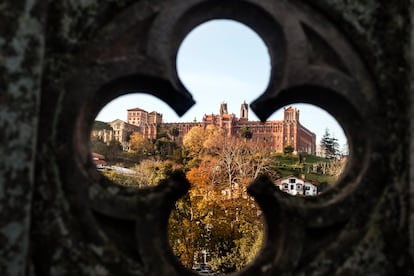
283;184;312;191
128;112;147;117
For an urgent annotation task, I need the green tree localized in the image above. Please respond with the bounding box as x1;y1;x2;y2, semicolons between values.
91;137;122;163
106;140;123;162
125;131;133;142
240;125;253;140
91;136;108;155
320;129;340;159
283;144;294;154
169;126;180;142
155;137;176;159
93;120;112;130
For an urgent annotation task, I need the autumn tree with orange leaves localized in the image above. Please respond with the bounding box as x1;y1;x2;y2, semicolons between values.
169;126;273;273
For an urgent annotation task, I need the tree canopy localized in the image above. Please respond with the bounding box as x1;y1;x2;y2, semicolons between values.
169;126;180;140
169;132;272;273
283;144;294;154
129;132;154;155
91;137;122;162
320;128;340;159
183;125;224;157
93;120;112;130
240;125;253;140
91;123;346;273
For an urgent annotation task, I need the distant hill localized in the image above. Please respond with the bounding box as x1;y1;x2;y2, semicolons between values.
93;121;112;130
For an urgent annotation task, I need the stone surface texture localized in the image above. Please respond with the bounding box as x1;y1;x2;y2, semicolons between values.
0;0;412;275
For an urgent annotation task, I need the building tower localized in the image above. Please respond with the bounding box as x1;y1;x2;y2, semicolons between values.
240;101;249;120
283;106;300;122
283;106;299;151
220;102;228;116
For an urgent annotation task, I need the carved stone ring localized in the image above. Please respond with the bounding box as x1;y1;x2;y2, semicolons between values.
55;0;380;274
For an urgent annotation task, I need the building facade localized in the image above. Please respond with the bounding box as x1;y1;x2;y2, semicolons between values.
275;175;318;196
164;103;316;154
108;119;141;150
91;128;114;143
93;103;316;154
127;108;162;139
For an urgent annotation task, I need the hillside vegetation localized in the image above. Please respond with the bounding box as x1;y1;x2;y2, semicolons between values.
92;125;346;273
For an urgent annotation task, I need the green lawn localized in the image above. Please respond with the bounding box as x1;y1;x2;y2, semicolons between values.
270;153;340;189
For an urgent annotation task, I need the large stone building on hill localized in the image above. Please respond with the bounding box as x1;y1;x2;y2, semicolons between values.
127;107;162;140
92;103;316;154
91;119;141;151
163;102;316;154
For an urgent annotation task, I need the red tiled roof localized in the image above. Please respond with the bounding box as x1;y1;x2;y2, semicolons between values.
94;159;107;165
127;107;146;112
92;152;105;159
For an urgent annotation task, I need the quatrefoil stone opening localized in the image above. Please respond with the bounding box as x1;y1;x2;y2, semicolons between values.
64;1;379;275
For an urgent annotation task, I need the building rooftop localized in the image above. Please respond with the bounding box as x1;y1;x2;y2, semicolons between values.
127;107;147;112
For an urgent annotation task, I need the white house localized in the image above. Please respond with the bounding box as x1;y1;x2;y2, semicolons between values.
275;175;318;196
303;182;318;196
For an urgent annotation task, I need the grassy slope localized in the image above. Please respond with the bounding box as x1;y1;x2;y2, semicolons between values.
270;153;339;188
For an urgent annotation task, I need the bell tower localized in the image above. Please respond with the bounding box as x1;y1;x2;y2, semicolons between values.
220;102;228;116
240;101;248;120
283;106;299;122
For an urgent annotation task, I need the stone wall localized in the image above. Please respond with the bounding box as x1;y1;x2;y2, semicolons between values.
410;0;414;267
0;0;412;275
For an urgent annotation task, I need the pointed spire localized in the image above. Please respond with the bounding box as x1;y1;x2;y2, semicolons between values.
220;102;228;116
240;101;249;120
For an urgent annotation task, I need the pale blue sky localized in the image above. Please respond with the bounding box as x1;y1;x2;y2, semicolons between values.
96;20;347;150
